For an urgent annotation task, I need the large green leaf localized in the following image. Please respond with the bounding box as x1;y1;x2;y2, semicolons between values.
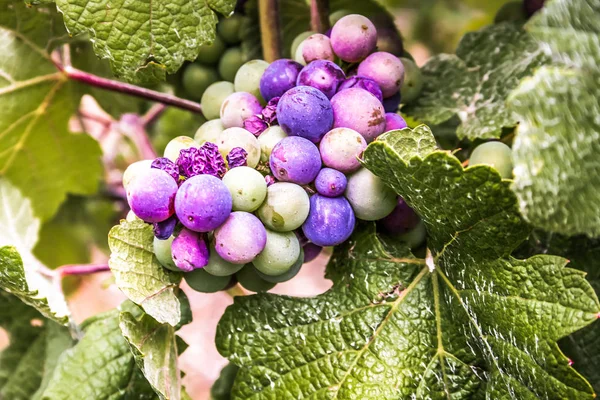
217;125;599;399
108;220;183;327
403;22;548;140
54;0;236;83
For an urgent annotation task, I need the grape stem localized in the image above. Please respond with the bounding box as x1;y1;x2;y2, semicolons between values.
310;0;330;33
258;0;282;62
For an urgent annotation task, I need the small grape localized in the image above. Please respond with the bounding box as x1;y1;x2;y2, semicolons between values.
123;159;152;189
379;197;420;235
257;182;310;232
164;136;198;162
201;81;235;120
357;52;405;98
315;168;347;197
337;76;383;102
345;167;397;221
222;166;267;212
398;221;426;249
196;35;227;65
218;47;247;81
195;119;225;145
385;113;408;131
218;15;244;44
255;248;304;283
276;86;333;143
253;229;301;276
296;60;345;99
399;58;423;104
259;59;303;101
382;92;401;113
203;245;245;276
172;228;210;271
302;194;355;246
182;64;219;100
216;127;261;168
294;41;308;66
220;92;263;128
330;88;386;142
330;14;377;62
127;169;177;223
153;216;177;240
234;60;270;103
319;127;367;173
214;212;267;264
258;126;287;162
270;136;321;185
175;174;232;232
291;31;316;58
236;265;276;292
153;235;178;271
303;243;322;263
469;141;513;179
329;9;350;26
302;34;334;63
185;268;231;293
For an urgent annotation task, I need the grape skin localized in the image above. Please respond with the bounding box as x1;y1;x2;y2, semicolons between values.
222;166;267;212
291;31;316;58
257;182;310;232
253;229;301;276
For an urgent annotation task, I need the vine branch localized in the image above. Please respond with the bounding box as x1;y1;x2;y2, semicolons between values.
258;0;282;62
310;0;330;33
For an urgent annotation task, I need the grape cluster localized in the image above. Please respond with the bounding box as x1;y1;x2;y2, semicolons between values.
125;14;427;293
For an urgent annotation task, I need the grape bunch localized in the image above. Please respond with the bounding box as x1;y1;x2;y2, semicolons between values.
125;14;428;294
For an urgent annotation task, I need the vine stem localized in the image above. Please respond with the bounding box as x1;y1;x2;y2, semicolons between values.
310;0;330;33
56;264;111;277
258;0;282;62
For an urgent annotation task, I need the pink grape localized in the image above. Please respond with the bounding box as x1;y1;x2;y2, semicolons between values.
302;34;334;63
330;14;377;62
330;88;386;142
171;228;209;272
220;92;262;128
214;212;267;264
270;136;321;185
276;86;333;143
175;174;232;232
302;194;355;246
296;60;345;99
259;59;303;101
357;52;405;98
385;113;408;131
319;127;367;173
127;168;177;223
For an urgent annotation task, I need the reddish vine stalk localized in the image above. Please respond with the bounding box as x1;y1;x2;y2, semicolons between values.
258;0;282;62
310;0;330;33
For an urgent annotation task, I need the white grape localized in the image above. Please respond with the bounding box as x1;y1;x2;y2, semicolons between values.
257;182;310;232
217;127;261;168
222;166;268;212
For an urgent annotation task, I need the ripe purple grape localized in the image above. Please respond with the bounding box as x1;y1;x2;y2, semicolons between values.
319;127;367;173
330;88;386;142
357;52;405;98
379;197;420;235
270;136;321;185
337;76;383;102
314;168;347;197
302;194;355;246
330;14;377;62
259;59;303;101
383;92;401;113
385;113;408;131
296;60;345;99
214;212;267;264
171;228;209;272
220;92;263;128
127;168;177;223
276;86;333;143
303;243;322;263
175;174;232;232
153;216;177;240
302;34;334;63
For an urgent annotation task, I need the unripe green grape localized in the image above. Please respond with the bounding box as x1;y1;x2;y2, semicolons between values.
182;64;219;100
294;41;307;66
201;81;235;120
203;245;245;276
123;159;152;189
291;31;315;57
399;58;423;104
345;168;397;221
164;136;198;162
185;268;230;293
153;236;178;271
195;119;225;145
236;265;276;292
469;141;513;179
257;182;310;232
216;128;261;168
329;9;351;25
255;248;304;283
258;126;287;162
253;229;300;276
222;166;267;212
234;60;270;104
218;47;247;82
398;221;426;249
126;211;140;222
196;35;227;65
218;15;244;44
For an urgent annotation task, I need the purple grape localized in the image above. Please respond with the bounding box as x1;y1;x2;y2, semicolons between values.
357;52;405;98
383;92;401;113
379;197;420;235
296;60;345;99
337;76;383;102
261;97;279;124
265;175;276;186
151;157;179;181
330;88;386;142
315;168;347;197
524;0;545;16
175;174;232;232
330;14;377;62
127;169;177;223
276;86;334;143
303;243;322;263
243;115;268;136
176;143;226;179
385;113;408;131
227;147;248;168
259;59;303;101
214;212;267;264
220;92;263;128
319;127;367;173
302;34;334;63
270;136;321;185
153;216;177;240
171;228;209;272
302;194;355;246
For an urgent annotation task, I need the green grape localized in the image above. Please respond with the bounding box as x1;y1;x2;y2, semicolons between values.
291;31;315;57
211;363;240;400
203;245;244;276
217;127;261;168
329;9;351;25
345;167;397;221
185;268;230;293
196;35;227;65
123;159;152;189
153;236;178;271
253;229;300;276
258;126;287;162
398;221;426;249
469;141;513;179
164;136;198;162
236;265;276;292
201;81;235;120
399;58;423;104
494;1;527;23
222;166;268;212
234;60;270;104
218;47;247;82
294;41;307;66
195;119;225;145
218;15;244;44
182;64;219;100
255;248;304;283
257;182;310;232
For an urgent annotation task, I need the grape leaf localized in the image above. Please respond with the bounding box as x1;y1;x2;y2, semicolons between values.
54;0;236;83
0;179;70;323
403;22;548;140
108;219;183;327
217;125;599;399
0;0;103;221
